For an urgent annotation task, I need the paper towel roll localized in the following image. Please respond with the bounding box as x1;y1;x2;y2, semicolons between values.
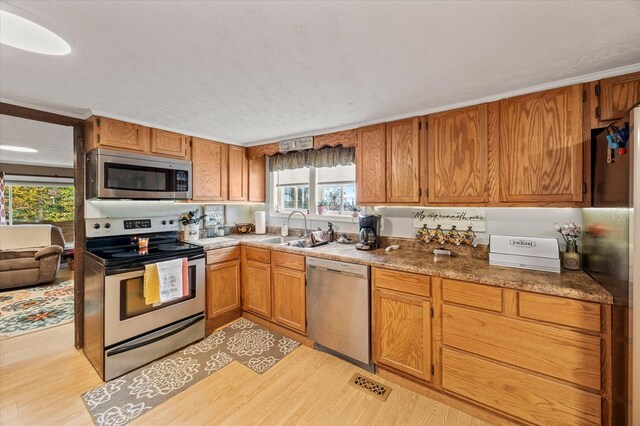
255;211;266;234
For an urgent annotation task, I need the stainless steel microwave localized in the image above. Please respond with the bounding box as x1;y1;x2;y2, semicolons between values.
86;148;192;200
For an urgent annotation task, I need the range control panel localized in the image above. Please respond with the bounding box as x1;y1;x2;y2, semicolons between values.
124;219;152;230
86;216;179;237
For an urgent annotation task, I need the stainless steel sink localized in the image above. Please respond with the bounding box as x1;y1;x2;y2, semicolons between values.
258;236;287;244
258;236;328;249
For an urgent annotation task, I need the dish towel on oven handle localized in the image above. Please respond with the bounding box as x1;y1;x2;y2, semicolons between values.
143;263;161;305
156;258;187;303
182;257;189;297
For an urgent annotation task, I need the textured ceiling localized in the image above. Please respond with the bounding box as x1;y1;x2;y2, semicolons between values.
0;114;73;167
1;1;640;146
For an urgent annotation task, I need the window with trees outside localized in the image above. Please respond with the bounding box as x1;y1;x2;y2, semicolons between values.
3;176;75;243
272;164;356;217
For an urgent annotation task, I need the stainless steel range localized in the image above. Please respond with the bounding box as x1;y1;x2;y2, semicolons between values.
83;216;205;381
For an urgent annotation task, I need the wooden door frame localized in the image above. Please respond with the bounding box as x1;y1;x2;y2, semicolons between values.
0;102;86;349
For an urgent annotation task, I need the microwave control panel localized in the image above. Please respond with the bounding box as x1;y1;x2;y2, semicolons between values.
175;171;189;192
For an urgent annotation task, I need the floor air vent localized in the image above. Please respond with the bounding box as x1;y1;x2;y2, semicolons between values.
348;373;392;401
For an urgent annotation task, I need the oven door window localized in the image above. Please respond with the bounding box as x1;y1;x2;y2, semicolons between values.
104;162;170;192
120;264;196;320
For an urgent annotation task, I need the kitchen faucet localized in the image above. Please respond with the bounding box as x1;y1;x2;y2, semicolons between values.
286;210;309;238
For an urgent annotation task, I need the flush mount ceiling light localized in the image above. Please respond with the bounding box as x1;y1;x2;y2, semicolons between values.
0;145;38;153
0;10;71;55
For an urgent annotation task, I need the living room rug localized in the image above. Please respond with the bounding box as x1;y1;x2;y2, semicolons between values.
0;280;74;340
82;318;300;426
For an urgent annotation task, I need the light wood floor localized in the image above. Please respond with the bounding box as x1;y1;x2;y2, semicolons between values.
0;323;490;425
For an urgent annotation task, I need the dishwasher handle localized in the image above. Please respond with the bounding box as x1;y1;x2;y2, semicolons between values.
308;265;366;279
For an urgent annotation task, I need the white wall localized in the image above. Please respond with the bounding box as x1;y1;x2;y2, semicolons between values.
85;200;261;230
85;201;580;249
266;206;581;249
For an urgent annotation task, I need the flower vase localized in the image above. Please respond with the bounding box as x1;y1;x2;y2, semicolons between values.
563;243;580;270
317;206;326;215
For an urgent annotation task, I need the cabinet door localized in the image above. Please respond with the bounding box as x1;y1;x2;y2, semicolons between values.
191;137;228;201
97;117;148;151
373;289;431;381
356;124;386;204
272;267;306;333
599;72;640;122
248;156;266;202
150;129;188;158
228;145;248;201
500;85;583;203
428;104;494;203
242;260;271;319
386;117;420;203
206;260;241;318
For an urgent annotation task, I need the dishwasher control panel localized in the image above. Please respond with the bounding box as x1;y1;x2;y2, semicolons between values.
306;257;369;278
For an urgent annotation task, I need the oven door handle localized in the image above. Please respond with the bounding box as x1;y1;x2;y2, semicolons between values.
106;314;204;357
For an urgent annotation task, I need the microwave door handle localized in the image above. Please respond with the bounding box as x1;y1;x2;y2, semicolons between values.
106;314;204;357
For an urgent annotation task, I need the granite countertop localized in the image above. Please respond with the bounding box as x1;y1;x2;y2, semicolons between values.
191;234;613;304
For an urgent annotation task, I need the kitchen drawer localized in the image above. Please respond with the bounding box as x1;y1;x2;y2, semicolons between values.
206;247;240;264
272;251;305;271
443;304;600;390
442;348;601;426
518;292;601;333
442;279;502;312
372;268;430;298
243;246;271;264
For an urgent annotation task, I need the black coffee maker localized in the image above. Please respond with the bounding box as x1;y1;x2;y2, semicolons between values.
356;215;381;251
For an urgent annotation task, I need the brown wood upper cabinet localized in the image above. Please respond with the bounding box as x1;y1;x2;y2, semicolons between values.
597;72;640;122
248;157;266;202
356;123;387;204
427;104;498;203
191;137;228;201
356;118;421;205
86;116;148;152
150;129;189;159
386;117;421;203
228;145;248;201
499;84;583;203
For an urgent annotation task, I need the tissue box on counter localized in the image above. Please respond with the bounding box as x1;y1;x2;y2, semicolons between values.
489;234;561;273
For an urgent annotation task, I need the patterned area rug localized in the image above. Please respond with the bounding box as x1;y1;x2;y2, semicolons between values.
82;318;300;426
0;280;74;340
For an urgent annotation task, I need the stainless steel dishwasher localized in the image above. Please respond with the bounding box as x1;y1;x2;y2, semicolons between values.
306;257;372;371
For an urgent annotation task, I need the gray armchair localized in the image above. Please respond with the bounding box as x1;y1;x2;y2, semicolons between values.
0;225;65;290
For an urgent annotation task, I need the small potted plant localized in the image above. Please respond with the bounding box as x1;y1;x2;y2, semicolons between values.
351;207;361;223
554;222;581;270
317;200;328;215
180;209;207;241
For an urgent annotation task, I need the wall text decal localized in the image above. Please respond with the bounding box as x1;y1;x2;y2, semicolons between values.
413;208;487;232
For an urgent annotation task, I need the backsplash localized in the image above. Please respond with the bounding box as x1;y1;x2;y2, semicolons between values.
266;206;581;250
85;200;262;230
85;201;581;250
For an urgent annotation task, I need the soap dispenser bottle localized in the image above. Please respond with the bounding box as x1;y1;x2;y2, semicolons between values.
327;222;335;242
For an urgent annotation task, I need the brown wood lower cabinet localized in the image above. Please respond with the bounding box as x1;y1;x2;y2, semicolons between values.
242;259;271;319
372;270;610;426
440;279;609;425
206;260;241;318
372;267;432;382
272;253;306;334
241;248;306;336
442;347;601;425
